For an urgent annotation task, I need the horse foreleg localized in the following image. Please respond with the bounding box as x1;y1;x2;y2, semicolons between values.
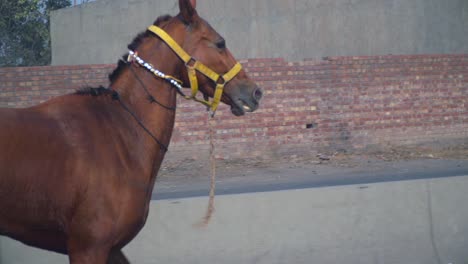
67;240;111;264
107;249;131;264
68;249;109;264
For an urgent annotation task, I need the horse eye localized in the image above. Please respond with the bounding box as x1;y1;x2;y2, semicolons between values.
216;39;226;49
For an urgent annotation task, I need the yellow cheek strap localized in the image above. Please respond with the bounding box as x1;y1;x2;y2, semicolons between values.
147;25;242;114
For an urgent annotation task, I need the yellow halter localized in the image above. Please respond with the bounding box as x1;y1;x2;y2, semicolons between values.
147;25;242;114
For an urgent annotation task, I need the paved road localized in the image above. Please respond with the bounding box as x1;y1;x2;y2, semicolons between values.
2;159;468;264
154;159;468;199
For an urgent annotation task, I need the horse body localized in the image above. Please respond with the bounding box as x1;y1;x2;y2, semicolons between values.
0;92;170;256
0;0;262;263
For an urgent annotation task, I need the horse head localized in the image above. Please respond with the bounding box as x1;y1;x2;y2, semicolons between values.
178;0;263;116
136;0;263;116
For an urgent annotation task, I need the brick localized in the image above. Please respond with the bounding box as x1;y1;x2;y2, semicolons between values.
1;55;468;158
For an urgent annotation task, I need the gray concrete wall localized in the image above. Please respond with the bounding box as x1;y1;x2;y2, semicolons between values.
50;0;468;65
2;175;468;263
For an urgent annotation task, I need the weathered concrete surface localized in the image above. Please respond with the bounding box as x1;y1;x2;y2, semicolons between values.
2;174;468;264
51;0;468;65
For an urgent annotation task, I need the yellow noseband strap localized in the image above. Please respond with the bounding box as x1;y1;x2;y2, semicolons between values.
147;25;242;113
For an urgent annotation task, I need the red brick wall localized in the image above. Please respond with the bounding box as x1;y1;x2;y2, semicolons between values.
1;55;467;159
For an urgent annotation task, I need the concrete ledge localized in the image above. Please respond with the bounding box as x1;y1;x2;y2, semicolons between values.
2;175;468;264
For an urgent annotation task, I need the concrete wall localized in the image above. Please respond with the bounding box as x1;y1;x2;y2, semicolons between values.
2;175;468;263
50;0;468;65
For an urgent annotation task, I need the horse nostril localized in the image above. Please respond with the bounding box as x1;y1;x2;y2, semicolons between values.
253;88;263;102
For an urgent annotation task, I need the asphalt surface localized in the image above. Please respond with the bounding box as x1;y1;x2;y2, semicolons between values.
3;158;468;264
153;159;468;200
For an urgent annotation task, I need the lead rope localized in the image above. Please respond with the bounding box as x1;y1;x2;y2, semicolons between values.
196;113;217;227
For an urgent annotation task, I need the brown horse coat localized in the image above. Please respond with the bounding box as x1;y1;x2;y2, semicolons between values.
0;0;262;263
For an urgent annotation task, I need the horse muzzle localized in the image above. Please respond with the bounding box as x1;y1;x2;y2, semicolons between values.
228;81;263;116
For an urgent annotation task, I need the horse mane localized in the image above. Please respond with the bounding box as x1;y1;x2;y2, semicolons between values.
75;15;173;97
108;15;174;84
75;86;116;97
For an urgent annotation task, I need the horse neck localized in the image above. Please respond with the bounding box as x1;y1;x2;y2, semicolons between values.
110;41;182;157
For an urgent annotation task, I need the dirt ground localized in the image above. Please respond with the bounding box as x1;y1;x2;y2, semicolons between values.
159;140;468;181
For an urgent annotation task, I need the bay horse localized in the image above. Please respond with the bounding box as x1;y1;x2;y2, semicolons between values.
0;0;262;263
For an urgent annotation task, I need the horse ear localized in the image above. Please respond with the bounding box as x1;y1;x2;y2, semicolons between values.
179;0;197;24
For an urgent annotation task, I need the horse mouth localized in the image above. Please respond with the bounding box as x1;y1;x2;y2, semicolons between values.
231;99;258;116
